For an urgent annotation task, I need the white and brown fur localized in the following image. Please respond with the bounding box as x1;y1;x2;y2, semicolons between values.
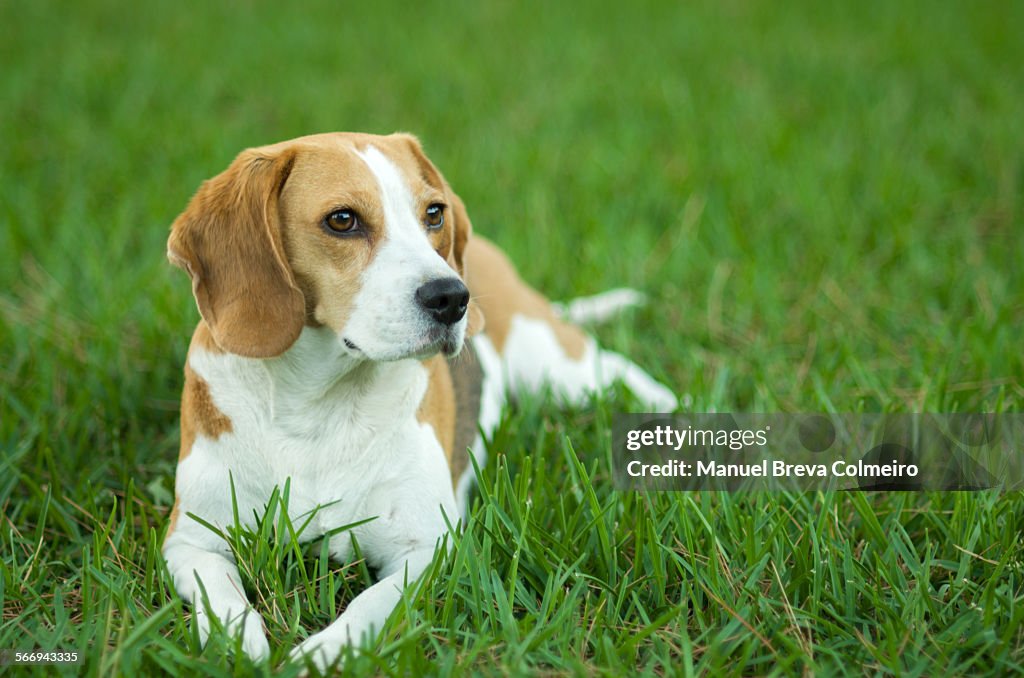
163;132;676;670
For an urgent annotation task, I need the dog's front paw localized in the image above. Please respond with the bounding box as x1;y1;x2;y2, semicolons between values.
237;611;271;662
289;630;346;673
195;605;270;661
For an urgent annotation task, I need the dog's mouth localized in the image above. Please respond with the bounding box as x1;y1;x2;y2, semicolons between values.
440;337;461;357
420;326;462;358
342;328;461;360
410;322;465;359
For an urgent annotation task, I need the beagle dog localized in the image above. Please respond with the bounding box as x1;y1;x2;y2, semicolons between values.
163;132;676;670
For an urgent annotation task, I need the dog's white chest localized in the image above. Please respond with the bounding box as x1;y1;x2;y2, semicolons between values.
174;329;457;558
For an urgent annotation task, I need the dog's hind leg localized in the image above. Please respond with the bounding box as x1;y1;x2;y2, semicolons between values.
465;237;677;412
550;287;648;325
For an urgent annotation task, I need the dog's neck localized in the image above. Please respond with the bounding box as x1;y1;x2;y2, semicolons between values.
260;326;426;430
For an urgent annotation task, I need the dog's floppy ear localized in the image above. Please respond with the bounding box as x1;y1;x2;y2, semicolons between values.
449;192;485;337
167;146;305;357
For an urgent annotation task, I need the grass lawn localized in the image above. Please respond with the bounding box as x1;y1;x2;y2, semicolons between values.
2;0;1022;675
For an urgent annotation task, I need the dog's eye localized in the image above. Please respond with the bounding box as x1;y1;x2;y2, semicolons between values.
424;204;445;230
324;209;360;235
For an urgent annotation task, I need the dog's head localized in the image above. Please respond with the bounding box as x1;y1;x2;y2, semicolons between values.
168;132;484;361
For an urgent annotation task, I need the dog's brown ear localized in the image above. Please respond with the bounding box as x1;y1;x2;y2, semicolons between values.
449;193;485;337
167;147;305;357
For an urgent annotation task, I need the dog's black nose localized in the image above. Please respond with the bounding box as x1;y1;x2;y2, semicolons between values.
416;278;469;326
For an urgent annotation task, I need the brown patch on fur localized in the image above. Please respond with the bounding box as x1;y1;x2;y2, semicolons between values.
464;236;587;359
178;324;233;465
417;355;457;486
183;366;233;443
177;323;231;464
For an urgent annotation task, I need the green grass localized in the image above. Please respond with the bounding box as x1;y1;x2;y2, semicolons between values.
2;0;1023;674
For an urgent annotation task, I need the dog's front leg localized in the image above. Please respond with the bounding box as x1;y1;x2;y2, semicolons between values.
289;545;437;671
164;539;270;660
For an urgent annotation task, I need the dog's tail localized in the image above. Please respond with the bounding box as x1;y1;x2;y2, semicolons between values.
551;287;648;325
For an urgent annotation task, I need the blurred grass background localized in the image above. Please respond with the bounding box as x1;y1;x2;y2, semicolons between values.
1;0;1022;675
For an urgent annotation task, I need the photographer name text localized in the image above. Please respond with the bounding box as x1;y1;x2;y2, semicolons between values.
626;458;919;479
